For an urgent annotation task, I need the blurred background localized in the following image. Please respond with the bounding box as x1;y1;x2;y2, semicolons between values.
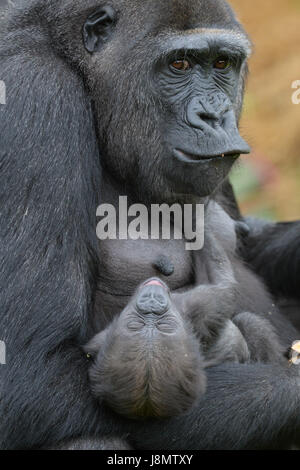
230;0;300;220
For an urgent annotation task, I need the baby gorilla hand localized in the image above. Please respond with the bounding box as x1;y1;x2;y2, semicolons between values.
84;278;206;419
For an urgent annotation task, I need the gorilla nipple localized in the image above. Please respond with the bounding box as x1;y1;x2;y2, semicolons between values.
153;255;175;277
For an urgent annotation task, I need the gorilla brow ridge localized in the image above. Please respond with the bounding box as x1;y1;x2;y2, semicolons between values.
157;31;252;62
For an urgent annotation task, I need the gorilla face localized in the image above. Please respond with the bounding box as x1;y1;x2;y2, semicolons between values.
59;0;251;202
111;279;185;338
85;278;205;419
155;35;251;198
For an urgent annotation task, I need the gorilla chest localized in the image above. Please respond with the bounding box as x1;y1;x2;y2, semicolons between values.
98;238;193;292
94;238;194;326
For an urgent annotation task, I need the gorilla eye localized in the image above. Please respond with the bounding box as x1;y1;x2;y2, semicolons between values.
213;57;230;70
170;59;191;72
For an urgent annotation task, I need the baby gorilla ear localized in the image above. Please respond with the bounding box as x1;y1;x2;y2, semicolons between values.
83;331;107;357
83;5;117;53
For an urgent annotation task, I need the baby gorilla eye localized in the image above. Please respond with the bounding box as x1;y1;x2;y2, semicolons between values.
170;59;191;72
213;56;230;70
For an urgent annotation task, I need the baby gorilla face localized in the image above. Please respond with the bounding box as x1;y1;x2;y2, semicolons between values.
85;278;206;419
124;279;184;336
135;279;170;315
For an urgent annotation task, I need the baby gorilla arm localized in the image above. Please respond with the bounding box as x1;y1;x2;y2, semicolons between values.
171;229;285;364
204;313;285;367
204;320;250;366
172;232;237;343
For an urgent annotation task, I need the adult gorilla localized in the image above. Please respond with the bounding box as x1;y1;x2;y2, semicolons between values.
0;0;300;450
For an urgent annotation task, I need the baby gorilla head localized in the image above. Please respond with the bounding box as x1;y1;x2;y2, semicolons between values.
84;278;206;419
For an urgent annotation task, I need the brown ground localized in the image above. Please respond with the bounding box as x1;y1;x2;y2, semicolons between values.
229;0;300;220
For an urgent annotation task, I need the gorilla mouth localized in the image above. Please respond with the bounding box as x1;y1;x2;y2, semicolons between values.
174;149;239;163
144;278;168;289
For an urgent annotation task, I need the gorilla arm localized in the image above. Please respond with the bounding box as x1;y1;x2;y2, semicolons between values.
217;182;300;309
0;15;107;448
172;232;238;342
128;362;300;450
242;218;300;302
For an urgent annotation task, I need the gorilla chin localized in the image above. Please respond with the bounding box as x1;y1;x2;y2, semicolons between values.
163;125;250;197
165;151;241;198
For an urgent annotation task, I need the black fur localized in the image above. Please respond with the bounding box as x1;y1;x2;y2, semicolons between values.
243;219;300;302
0;0;300;451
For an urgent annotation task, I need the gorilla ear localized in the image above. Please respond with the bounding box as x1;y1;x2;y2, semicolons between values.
83;6;117;53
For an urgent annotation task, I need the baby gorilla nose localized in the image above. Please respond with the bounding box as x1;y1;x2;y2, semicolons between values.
136;281;169;315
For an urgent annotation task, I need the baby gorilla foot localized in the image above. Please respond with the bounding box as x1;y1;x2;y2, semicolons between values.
84;278;206;419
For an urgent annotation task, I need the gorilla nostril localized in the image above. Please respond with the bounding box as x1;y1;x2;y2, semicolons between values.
197;112;220;129
136;299;169;315
198;113;216;122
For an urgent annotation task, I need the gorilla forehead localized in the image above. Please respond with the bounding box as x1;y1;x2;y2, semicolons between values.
132;0;240;30
40;0;250;62
47;0;243;34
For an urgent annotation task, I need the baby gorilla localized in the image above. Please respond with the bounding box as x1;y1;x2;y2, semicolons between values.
84;270;283;421
84;278;205;419
84;208;284;422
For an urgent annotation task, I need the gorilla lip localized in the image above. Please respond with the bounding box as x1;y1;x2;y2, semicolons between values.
173;149;239;163
144;279;167;289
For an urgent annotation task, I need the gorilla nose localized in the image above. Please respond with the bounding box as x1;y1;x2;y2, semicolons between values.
136;284;169;315
186;96;251;155
187;96;230;129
